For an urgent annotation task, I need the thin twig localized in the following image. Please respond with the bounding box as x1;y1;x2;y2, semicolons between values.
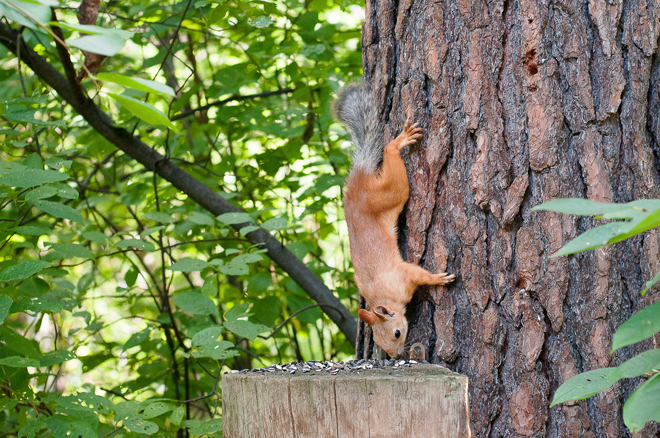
258;304;346;341
170;88;295;121
178;360;224;404
16;26;26;96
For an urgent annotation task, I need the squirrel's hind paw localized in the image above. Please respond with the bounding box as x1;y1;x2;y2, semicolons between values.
430;272;456;285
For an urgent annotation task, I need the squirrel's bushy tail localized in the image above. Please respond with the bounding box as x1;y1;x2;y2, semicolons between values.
333;84;384;173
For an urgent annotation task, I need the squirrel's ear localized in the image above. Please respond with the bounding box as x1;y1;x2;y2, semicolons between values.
358;309;376;326
373;306;394;320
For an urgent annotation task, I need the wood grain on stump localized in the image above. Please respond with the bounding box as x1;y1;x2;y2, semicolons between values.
222;364;470;438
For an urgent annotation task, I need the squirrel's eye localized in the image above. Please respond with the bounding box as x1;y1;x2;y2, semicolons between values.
394;329;401;339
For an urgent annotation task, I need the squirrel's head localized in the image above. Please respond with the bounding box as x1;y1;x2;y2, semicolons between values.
358;305;407;358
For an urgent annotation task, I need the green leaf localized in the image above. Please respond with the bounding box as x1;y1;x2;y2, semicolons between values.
108;93;179;133
125;267;138;287
122;327;152;351
191;326;225;346
46;414;97;438
612;301;660;351
97;73;175;96
314;174;344;194
251;16;273;28
15;225;51;236
216;212;253;225
223;319;270;342
240;225;260;236
262;216;288;231
0;356;40;367
25;185;59;201
51;243;94;259
77;272;94;292
188;418;223;435
123;414;159;434
219;258;249;276
0;0;52;30
170;405;185;425
14;296;63;314
82;231;108;245
532;198;634;215
552;222;632;257
85;317;104;332
0;326;38;356
139;226;165;238
188;211;215;226
39;350;77;367
115;401;140;420
612;349;660;379
32;200;84;224
0;169;68;187
66;27;135;56
18;416;46;438
622;372;660;432
550;368;619;407
142;401;175;419
195;341;238;360
172;292;219;317
626;208;660;240
50;182;79;199
57;393;115;414
225;302;251;320
115;239;156;251
143;211;174;223
643;270;660;295
0;260;49;281
168;257;210;272
55;22;131;36
0;294;12;324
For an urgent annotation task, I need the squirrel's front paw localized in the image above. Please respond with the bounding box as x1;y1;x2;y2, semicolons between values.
394;120;423;151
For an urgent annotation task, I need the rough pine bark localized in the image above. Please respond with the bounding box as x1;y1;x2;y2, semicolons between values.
354;0;660;436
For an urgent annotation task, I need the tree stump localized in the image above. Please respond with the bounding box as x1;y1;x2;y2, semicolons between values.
222;363;470;437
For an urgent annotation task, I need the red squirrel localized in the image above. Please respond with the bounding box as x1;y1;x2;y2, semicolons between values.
334;85;455;358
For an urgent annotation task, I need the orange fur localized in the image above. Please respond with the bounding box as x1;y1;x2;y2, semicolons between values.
345;121;455;358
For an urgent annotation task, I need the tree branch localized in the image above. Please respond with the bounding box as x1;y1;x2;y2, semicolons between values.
0;22;357;345
170;88;294;121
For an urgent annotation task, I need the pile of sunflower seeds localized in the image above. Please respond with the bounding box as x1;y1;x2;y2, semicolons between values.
228;358;430;376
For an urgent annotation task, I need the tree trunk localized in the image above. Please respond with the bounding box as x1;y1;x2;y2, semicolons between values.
355;0;660;437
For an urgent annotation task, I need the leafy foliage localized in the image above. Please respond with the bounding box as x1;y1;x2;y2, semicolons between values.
0;0;363;435
536;198;660;432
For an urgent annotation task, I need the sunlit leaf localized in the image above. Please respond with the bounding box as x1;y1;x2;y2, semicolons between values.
115;239;156;252
0;168;68;187
550;368;618;407
122;414;158;434
32;200;84;223
97;73;175;96
122;327;151;351
142;401;175;419
168;257;210;272
0;260;49;281
216;212;253;225
0;0;52;29
173;292;219;317
622;373;660;432
0;356;40;367
0;294;12;324
611;301;660;351
39;350;77;367
143;211;174;223
66;27;135;56
108;93;179;132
